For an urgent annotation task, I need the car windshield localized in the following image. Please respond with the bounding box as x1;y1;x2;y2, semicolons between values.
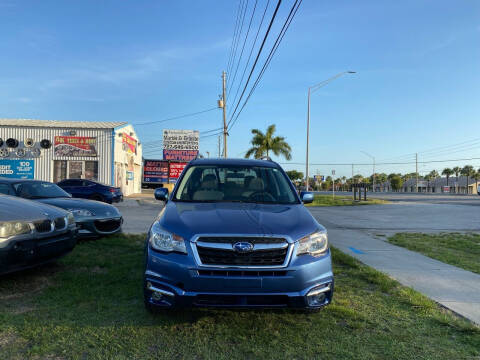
14;181;70;199
174;165;299;204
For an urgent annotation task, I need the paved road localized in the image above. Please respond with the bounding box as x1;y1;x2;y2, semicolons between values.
117;198;162;234
316;191;480;206
309;203;480;325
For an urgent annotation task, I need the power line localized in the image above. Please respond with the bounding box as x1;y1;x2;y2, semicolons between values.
227;0;258;103
228;0;302;131
228;0;271;119
226;0;283;128
226;0;244;77
227;0;250;92
279;156;480;167
131;107;217;127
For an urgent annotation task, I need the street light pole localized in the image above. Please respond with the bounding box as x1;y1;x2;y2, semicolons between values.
305;71;356;191
361;151;375;192
305;88;311;190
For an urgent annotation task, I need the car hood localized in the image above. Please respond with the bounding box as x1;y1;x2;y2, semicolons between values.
0;195;68;222
36;197;121;217
158;201;323;242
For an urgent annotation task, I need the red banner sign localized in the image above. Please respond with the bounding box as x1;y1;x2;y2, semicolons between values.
168;162;188;179
54;136;97;157
122;133;137;154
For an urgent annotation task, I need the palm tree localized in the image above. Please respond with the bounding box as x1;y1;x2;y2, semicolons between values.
461;165;475;194
428;170;440;192
442;168;453;186
424;174;431;192
473;170;480;195
452;166;461;193
244;124;292;160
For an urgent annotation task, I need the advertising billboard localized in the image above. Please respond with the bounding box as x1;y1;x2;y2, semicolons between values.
143;160;169;184
162;129;199;161
122;133;137;154
0;159;35;179
168;162;188;181
54;136;97;157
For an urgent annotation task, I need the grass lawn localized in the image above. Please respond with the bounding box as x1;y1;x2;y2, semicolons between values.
306;194;388;207
0;235;479;360
388;232;480;274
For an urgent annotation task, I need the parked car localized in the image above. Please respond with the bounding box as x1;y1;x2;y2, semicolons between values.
56;179;123;204
0;194;77;275
143;158;332;311
0;179;123;237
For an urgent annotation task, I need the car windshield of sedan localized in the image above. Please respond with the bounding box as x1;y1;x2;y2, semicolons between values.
14;181;70;199
174;165;299;204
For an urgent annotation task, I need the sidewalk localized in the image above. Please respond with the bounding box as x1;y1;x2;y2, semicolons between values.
329;229;480;325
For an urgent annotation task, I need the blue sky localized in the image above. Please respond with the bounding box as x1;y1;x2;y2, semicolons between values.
1;0;479;178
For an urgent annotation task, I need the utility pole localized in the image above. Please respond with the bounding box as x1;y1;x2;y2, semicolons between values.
415;153;418;193
351;164;354;183
221;71;228;158
305;88;311;191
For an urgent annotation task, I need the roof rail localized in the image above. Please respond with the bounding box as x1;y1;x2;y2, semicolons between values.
259;156;273;161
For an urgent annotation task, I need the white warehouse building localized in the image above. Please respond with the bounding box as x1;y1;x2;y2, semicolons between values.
0;119;142;196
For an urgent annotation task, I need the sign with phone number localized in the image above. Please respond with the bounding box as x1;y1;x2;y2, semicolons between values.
0;160;35;179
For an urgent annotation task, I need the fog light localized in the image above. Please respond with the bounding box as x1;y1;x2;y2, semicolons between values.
306;284;331;307
152;291;163;301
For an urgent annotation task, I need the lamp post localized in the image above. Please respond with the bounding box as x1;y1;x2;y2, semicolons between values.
361;151;375;192
305;71;356;191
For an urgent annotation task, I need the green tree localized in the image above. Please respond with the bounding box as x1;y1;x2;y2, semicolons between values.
390;175;403;191
453;166;461;193
442;168;454;186
286;170;303;182
461;165;475;194
387;173;401;181
245;124;291;160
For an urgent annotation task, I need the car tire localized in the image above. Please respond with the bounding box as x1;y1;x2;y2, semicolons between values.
89;194;105;202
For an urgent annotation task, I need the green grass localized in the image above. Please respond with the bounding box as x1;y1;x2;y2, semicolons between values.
388;233;480;274
306;194;388;207
0;235;479;360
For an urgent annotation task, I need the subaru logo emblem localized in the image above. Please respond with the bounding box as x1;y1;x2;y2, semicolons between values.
233;242;254;253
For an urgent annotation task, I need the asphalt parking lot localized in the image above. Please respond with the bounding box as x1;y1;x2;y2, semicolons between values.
116;193;480;324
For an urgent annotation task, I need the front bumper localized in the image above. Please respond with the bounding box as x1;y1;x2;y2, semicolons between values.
76;216;123;237
144;245;334;309
0;229;77;275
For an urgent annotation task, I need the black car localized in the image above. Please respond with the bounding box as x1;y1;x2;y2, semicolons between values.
0;194;77;275
56;179;123;204
0;179;123;237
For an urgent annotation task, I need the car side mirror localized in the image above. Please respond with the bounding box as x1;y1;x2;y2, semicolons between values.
154;188;169;202
300;191;314;204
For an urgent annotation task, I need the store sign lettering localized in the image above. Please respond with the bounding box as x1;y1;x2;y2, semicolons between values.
0;160;35;179
54;136;97;157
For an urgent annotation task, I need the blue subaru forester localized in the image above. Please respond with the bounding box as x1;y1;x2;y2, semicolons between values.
144;158;333;310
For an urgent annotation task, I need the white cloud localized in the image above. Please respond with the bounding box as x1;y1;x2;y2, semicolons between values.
40;39;230;92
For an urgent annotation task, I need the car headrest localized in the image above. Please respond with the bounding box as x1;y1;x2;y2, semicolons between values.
201;174;218;190
244;176;254;187
249;178;265;191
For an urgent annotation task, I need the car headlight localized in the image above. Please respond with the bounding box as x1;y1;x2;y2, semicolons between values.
149;222;186;254
68;208;94;217
0;221;33;239
67;213;75;225
297;231;328;256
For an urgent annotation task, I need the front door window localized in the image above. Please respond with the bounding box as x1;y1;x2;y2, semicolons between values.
69;161;83;179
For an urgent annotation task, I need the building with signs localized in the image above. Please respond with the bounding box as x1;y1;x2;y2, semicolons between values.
0;119;142;196
141;129;199;191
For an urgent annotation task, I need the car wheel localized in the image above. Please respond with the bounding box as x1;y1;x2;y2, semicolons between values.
89;194;105;202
